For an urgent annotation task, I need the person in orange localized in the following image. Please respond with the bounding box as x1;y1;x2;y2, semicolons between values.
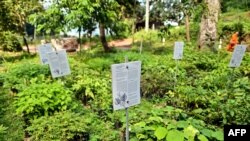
227;32;239;51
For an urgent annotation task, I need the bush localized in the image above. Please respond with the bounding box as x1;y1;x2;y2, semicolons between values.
27;111;119;141
27;111;90;141
0;125;7;135
0;31;22;52
2;63;50;93
15;82;74;120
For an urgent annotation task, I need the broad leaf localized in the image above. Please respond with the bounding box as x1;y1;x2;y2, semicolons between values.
166;130;184;141
184;125;199;141
198;134;208;141
154;126;168;140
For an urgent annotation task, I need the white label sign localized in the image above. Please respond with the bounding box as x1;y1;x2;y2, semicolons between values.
38;43;53;64
111;61;141;110
229;45;246;67
47;50;71;78
173;41;184;60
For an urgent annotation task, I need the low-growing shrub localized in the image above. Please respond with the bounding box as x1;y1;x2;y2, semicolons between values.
27;110;120;141
2;63;50;93
27;111;91;141
15;82;74;120
0;31;22;52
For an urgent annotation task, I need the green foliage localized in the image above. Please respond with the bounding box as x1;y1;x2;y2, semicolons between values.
0;125;7;135
15;82;74;120
27;111;90;141
0;31;22;52
2;62;50;93
109;20;132;39
221;0;250;12
72;69;112;111
0;86;24;141
27;110;119;141
129;103;223;141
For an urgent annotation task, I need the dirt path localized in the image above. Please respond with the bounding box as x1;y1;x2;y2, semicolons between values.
23;38;133;53
108;38;133;49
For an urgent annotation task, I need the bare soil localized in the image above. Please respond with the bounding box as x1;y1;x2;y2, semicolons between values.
23;38;133;53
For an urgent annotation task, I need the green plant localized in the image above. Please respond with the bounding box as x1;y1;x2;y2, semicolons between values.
27;110;119;141
27;111;90;141
0;125;7;135
72;68;112;113
129;103;223;141
0;31;22;52
2;62;50;93
15;82;74;120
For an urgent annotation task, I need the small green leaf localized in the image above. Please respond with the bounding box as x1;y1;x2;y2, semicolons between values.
184;125;199;141
149;116;163;123
134;121;146;128
154;126;168;140
192;108;203;114
167;124;176;130
198;134;208;141
177;121;189;129
136;133;147;139
166;130;184;141
200;129;213;138
212;130;223;141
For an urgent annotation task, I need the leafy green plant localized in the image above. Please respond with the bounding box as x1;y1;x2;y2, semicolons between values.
0;125;7;135
72;69;112;113
129;104;224;141
0;31;22;52
15;82;74;120
2;62;50;93
27;110;119;141
27;111;91;141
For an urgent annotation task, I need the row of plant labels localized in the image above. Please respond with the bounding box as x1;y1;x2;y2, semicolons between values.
38;42;247;110
173;42;247;67
38;44;71;78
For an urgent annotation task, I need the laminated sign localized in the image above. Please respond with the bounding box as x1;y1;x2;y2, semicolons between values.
111;61;141;110
229;45;247;67
47;50;71;78
173;41;184;60
38;43;53;64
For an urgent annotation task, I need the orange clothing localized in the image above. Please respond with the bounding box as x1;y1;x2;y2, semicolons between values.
227;33;238;52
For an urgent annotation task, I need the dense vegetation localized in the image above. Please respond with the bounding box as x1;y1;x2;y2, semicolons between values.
1;29;250;140
0;0;250;141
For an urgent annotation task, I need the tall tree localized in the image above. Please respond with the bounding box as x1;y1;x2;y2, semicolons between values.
145;0;150;32
198;0;220;49
33;0;128;52
91;0;120;52
0;0;42;53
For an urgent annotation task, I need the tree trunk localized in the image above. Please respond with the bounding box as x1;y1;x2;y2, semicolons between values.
185;15;190;42
99;23;110;52
198;0;220;49
145;0;149;32
23;36;30;54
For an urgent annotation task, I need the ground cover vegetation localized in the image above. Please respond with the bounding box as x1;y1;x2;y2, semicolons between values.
1;33;250;140
0;0;250;141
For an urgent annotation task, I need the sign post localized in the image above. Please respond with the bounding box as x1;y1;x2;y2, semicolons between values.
173;41;184;89
125;56;129;141
228;45;247;89
111;58;141;141
38;43;53;65
47;49;71;78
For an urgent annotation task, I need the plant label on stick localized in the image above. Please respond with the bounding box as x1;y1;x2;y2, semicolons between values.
229;45;247;67
38;43;53;64
111;61;141;110
47;49;71;78
173;41;184;60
